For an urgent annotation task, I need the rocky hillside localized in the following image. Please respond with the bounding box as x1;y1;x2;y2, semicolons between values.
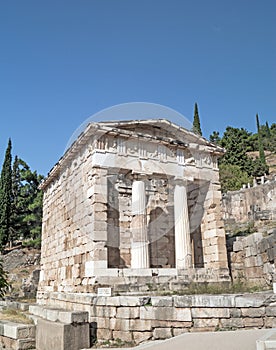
1;247;40;300
248;151;276;174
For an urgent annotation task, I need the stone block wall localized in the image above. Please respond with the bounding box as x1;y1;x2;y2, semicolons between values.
43;292;276;345
38;144;104;296
229;231;276;286
222;179;276;223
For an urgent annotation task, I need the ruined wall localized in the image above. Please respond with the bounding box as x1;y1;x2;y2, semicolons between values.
229;231;276;286
222;178;276;223
221;177;276;286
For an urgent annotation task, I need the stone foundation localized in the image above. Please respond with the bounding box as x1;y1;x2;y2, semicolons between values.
37;292;276;345
37;267;229;300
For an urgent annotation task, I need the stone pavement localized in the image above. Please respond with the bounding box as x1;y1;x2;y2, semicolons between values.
85;329;276;350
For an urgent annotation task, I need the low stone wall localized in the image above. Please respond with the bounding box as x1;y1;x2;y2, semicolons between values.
40;292;276;345
0;320;35;350
0;325;35;350
229;231;276;286
222;178;276;223
0;301;36;350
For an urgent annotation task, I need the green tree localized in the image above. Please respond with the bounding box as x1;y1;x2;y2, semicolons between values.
265;121;271;139
192;103;202;136
256;114;266;164
218;126;269;191
269;123;276;152
24;190;43;240
256;114;265;164
11;158;43;241
219;127;254;173
251;158;268;177
0;139;13;250
260;121;276;153
209;131;221;144
10;156;21;242
219;164;250;192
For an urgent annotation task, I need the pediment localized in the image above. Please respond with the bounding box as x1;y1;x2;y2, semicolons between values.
98;119;212;147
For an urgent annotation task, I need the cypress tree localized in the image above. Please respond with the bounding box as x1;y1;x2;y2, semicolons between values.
10;156;21;242
11;157;43;242
265;121;271;139
256;114;266;165
0;139;13;250
192;103;202;136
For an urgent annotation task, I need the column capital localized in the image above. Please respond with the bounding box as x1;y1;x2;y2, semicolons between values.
174;176;194;186
174;177;187;187
132;172;152;181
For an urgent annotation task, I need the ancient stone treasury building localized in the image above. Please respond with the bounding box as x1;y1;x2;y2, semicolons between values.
38;119;229;302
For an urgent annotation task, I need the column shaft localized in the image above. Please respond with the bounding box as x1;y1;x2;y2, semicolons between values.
131;180;149;268
174;183;192;269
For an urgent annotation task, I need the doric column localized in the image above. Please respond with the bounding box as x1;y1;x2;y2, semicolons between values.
174;181;192;269
131;180;149;268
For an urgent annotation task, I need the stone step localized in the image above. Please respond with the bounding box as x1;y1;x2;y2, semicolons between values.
0;320;35;340
29;305;88;323
0;320;36;350
0;300;30;312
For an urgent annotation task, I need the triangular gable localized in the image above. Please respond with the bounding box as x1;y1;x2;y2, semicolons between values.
97;119;216;147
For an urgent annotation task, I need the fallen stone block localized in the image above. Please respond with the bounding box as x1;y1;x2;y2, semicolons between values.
36;318;89;350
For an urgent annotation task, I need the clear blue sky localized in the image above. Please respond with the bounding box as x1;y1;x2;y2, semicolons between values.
0;0;275;175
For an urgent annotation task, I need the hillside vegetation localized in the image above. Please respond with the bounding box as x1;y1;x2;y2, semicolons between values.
210;119;276;192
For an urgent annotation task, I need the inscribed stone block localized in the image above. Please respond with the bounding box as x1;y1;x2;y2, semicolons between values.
243;318;264;328
96;328;112;340
129;319;152;331
265;306;276;317
133;331;152;344
220;318;243;329
172;328;189;337
116;307;140;319
235;294;268;308
110;318;130;331
151;297;173;307
193;318;219;328
241;307;265;318
191;307;230;318
153;328;172;339
112;331;132;343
